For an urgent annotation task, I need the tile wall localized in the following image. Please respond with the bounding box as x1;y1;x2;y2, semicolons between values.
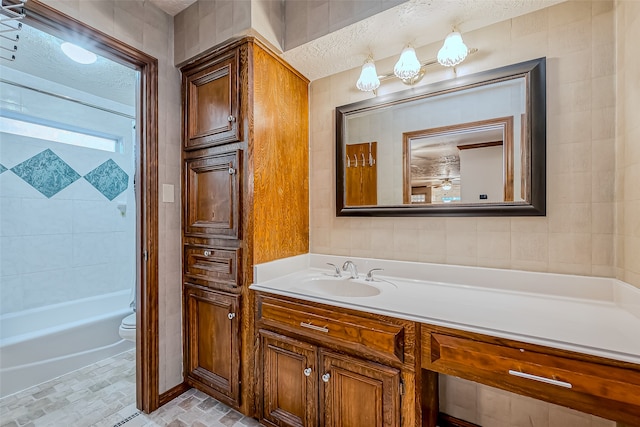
173;0;405;65
39;0;184;393
310;0;617;278
0;72;136;315
173;0;252;65
282;0;405;50
616;1;640;289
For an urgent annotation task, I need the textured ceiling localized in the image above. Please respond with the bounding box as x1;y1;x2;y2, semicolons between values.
282;0;564;81
148;0;197;16
3;23;137;107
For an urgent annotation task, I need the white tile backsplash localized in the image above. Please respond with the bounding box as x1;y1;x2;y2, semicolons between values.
21;198;73;236
21;234;72;274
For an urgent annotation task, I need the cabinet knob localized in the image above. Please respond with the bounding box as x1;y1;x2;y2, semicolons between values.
303;368;312;377
227;115;235;122
228;167;236;175
321;373;331;383
203;250;211;256
227;312;236;320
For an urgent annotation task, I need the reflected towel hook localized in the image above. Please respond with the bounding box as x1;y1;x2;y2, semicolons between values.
353;154;358;167
346;155;351;168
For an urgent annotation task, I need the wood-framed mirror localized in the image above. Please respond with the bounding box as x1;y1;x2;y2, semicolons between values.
336;57;546;217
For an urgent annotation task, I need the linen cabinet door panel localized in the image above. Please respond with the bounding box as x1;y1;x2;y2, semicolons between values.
184;151;241;238
260;331;318;427
185;53;240;149
319;350;401;427
184;284;240;405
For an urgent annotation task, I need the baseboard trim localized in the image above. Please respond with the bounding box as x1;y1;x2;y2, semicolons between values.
438;413;481;427
159;382;190;407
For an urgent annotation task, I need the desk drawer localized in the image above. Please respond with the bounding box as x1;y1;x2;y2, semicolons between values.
258;295;405;364
184;245;240;288
422;326;640;421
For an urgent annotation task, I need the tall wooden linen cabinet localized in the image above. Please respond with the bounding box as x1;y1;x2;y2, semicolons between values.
180;37;309;415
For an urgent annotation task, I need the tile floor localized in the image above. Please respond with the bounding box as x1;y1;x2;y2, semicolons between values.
0;350;262;427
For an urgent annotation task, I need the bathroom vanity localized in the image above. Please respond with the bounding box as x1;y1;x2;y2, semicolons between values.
250;254;640;427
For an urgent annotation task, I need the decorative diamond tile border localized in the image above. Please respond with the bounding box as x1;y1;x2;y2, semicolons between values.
84;159;129;201
0;163;7;174
10;149;81;198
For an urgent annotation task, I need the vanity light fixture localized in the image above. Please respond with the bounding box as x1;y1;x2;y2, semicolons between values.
441;179;453;191
356;31;475;93
61;42;97;64
437;30;468;67
356;56;381;92
393;45;421;80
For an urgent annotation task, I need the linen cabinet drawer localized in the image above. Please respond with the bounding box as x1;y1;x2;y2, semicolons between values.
257;295;405;364
422;326;640;422
184;245;240;289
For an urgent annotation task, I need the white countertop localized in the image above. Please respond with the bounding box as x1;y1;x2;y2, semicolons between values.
249;254;640;365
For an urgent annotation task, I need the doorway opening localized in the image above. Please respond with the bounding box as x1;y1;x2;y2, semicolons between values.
0;1;159;412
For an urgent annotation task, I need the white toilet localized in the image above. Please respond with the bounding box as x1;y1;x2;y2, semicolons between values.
119;313;136;342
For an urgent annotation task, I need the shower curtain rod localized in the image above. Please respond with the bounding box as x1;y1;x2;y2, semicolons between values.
0;78;136;120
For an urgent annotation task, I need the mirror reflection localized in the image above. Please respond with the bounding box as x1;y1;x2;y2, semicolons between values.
336;58;546;216
345;77;525;206
404;115;517;205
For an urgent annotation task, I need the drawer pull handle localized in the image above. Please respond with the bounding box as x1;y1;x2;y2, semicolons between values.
303;368;312;377
322;373;331;383
300;322;329;333
508;370;572;389
203;250;211;256
227;313;236;320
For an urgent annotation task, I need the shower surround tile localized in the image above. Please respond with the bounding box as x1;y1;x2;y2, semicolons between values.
10;149;80;198
84;159;129;201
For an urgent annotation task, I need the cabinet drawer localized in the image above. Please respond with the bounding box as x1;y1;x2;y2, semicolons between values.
184;245;240;288
422;327;640;414
258;295;405;364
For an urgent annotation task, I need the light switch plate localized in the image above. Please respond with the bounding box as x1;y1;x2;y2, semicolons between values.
162;184;174;203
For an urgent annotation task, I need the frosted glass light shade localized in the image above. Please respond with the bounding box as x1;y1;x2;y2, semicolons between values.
441;179;452;191
393;46;421;80
61;42;97;64
437;32;468;67
356;59;380;92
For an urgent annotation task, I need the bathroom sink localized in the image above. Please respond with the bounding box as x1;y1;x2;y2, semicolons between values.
296;277;381;297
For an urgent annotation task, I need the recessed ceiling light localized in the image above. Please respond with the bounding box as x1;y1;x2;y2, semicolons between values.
61;42;97;64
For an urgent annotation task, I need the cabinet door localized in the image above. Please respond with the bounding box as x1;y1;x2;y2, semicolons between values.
260;331;318;427
184;284;240;405
320;350;401;427
184;150;241;238
185;52;240;149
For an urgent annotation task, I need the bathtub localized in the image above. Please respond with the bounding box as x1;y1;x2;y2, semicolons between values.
0;290;134;398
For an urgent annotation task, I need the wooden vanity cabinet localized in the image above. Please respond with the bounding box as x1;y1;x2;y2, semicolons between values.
421;324;640;426
181;37;309;416
260;331;318;427
256;293;417;427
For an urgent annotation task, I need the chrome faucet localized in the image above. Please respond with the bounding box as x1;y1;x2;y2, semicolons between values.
342;261;358;279
365;268;384;282
326;263;342;277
